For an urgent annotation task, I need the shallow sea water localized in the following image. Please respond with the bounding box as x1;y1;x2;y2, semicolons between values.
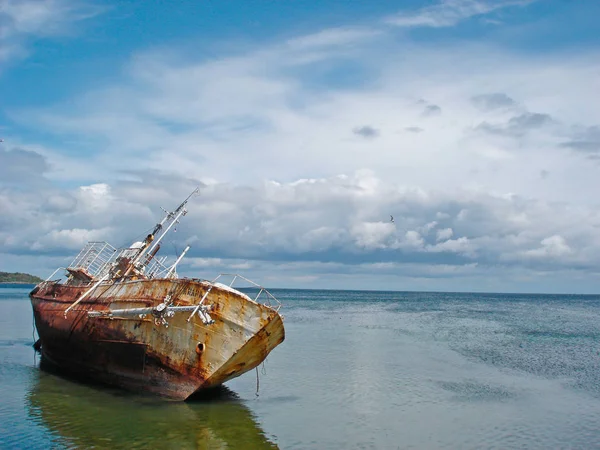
1;285;600;449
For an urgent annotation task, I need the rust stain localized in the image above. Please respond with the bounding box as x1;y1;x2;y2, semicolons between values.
30;191;285;400
31;278;285;400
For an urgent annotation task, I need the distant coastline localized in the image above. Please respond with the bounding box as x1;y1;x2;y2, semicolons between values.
0;272;43;284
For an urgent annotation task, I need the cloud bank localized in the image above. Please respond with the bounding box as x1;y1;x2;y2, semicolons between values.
1;0;600;293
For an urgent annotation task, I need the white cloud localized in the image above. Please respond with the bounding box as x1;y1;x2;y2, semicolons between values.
385;0;534;28
31;226;113;251
436;228;454;242
0;0;102;68
428;236;475;256
2;1;600;292
285;27;381;51
522;235;573;259
403;230;426;249
2;160;600;291
13;34;600;209
351;222;396;250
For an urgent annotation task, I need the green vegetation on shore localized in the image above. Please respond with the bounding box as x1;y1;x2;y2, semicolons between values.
0;272;43;284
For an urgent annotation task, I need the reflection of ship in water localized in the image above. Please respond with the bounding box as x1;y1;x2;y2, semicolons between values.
26;360;279;449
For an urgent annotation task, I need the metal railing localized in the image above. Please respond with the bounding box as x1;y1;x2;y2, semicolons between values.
67;243;173;281
211;273;282;312
145;255;171;279
68;241;117;278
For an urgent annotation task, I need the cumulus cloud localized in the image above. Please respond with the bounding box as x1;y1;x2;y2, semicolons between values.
3;0;600;291
3;164;600;286
351;221;395;249
522;235;572;259
428;236;475;257
31;227;113;251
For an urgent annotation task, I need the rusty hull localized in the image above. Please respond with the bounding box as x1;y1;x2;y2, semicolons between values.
29;279;285;400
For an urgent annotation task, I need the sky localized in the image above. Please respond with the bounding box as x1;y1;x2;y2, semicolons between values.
1;0;600;293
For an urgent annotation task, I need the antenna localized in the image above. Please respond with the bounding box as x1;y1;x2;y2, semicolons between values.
132;187;200;268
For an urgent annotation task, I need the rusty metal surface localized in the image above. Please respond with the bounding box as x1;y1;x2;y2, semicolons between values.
30;279;285;400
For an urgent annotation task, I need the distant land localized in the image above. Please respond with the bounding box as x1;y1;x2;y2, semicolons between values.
0;272;43;284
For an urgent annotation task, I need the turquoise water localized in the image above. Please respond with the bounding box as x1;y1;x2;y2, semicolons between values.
2;284;600;449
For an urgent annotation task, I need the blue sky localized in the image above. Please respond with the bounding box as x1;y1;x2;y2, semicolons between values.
2;0;600;293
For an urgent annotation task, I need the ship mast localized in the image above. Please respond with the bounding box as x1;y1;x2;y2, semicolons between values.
130;187;199;272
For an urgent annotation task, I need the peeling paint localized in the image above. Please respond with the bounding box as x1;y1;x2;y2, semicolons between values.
30;278;285;400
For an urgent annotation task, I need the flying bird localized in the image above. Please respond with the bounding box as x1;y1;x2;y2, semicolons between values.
390;215;394;223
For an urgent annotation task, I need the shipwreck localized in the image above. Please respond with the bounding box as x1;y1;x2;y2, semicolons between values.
29;188;285;400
